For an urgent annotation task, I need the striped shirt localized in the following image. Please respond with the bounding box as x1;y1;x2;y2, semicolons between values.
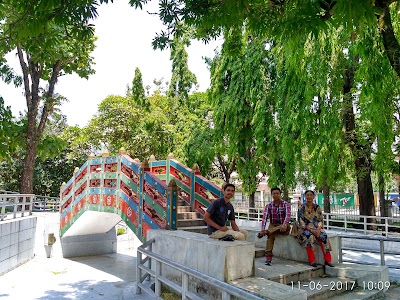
261;200;291;230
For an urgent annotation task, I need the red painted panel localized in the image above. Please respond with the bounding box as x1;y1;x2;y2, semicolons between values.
88;194;100;205
60;197;72;213
151;166;166;175
144;182;167;208
90;164;101;173
120;199;138;227
60;211;71;229
102;194;116;207
120;181;139;205
142;221;152;239
170;166;191;187
195;182;219;203
75;168;88;184
74;196;86;215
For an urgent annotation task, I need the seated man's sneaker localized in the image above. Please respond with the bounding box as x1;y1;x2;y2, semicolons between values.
219;234;235;241
265;260;271;266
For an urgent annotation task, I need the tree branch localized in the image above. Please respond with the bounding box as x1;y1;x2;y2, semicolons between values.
38;60;62;136
377;3;400;78
16;46;31;109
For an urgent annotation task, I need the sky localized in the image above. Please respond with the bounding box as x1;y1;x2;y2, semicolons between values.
0;1;221;127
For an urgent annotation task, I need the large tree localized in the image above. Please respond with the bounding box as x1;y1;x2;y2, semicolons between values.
0;1;97;193
148;0;400;216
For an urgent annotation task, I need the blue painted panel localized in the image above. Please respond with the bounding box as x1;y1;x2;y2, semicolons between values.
120;192;139;212
89;188;101;194
151;160;167;167
61;205;71;218
142;213;161;229
144;172;167;195
102;188;117;195
90;158;102;164
195;176;222;196
105;156;118;164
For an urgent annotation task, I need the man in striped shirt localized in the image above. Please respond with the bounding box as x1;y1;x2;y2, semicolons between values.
260;187;291;265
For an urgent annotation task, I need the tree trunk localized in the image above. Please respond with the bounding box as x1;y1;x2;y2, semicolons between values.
322;177;331;214
378;173;386;219
17;46;62;194
20;134;38;194
249;191;257;219
342;62;375;222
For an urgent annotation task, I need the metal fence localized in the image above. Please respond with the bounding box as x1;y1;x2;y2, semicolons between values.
0;194;34;221
234;201;400;219
234;206;400;236
337;233;400;270
0;190;60;212
136;238;264;300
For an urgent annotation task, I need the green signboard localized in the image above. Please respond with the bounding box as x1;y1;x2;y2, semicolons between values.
316;193;354;207
316;194;334;207
335;193;355;207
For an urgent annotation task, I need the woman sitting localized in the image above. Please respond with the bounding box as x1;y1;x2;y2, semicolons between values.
298;190;334;267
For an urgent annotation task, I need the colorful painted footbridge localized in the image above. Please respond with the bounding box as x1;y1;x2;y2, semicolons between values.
59;150;223;241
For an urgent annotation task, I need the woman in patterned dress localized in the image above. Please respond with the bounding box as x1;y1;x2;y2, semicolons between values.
298;190;334;267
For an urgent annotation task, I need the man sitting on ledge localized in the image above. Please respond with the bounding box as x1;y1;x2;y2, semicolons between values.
204;183;248;241
259;187;291;265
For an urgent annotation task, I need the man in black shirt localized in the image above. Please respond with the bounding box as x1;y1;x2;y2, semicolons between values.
203;183;248;240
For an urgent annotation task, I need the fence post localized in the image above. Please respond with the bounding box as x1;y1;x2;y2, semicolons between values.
344;215;347;231
155;260;161;297
380;240;385;266
136;251;142;294
363;216;367;234
338;237;343;263
222;291;231;300
385;217;389;236
182;273;189;300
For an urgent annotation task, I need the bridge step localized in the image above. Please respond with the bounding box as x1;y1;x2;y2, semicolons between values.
177;218;206;227
177;212;202;220
177;206;192;213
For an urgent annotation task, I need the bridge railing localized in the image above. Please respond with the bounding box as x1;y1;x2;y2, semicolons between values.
0;194;34;221
136;238;264;300
59;151;178;241
149;157;223;216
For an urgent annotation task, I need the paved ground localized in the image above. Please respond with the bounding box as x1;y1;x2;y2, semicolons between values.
0;250;148;300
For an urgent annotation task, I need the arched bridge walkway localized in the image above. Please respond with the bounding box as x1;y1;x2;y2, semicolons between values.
59;151;223;242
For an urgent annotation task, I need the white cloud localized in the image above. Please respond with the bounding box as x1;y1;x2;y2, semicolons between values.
0;1;221;127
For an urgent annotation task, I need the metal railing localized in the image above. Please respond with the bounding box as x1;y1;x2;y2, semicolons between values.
234;207;400;236
233;201;400;218
33;195;60;212
0;194;34;221
337;233;400;269
136;238;263;300
324;213;400;236
0;190;60;212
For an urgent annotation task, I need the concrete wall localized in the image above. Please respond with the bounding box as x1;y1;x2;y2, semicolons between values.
60;228;117;258
0;216;37;275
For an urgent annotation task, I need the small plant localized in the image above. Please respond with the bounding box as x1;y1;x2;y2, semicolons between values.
117;227;126;235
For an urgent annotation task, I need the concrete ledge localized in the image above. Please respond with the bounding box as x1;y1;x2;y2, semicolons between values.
148;230;255;282
325;263;390;289
231;277;307;300
247;229;339;264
